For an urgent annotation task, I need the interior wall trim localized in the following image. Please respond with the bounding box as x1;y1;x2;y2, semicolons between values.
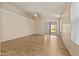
0;8;33;21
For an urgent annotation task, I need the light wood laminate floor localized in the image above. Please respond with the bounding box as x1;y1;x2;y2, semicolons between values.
0;35;70;56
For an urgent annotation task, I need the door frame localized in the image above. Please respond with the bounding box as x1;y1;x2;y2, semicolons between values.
49;22;57;35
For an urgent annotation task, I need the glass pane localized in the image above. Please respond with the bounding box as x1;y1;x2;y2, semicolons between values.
51;25;56;33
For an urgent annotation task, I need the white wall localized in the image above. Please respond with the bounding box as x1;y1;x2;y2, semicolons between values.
1;9;34;42
71;3;79;44
0;3;34;42
61;3;79;56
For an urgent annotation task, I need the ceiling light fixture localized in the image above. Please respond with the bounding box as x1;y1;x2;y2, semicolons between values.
34;13;38;16
33;12;41;17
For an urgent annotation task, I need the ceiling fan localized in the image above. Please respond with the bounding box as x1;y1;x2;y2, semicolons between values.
33;12;42;17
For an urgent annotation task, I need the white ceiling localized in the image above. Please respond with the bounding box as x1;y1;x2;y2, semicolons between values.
13;2;67;18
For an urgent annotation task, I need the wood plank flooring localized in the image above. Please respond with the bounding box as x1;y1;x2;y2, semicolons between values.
0;34;70;56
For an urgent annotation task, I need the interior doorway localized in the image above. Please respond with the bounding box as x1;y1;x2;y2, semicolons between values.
50;22;57;35
44;22;57;35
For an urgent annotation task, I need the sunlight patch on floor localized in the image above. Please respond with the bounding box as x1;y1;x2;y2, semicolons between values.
44;35;57;40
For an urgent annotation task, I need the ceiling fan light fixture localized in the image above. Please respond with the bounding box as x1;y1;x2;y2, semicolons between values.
34;13;38;16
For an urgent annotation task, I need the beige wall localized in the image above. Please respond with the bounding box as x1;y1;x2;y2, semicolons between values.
0;3;34;42
1;10;34;42
61;3;79;56
0;10;2;42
